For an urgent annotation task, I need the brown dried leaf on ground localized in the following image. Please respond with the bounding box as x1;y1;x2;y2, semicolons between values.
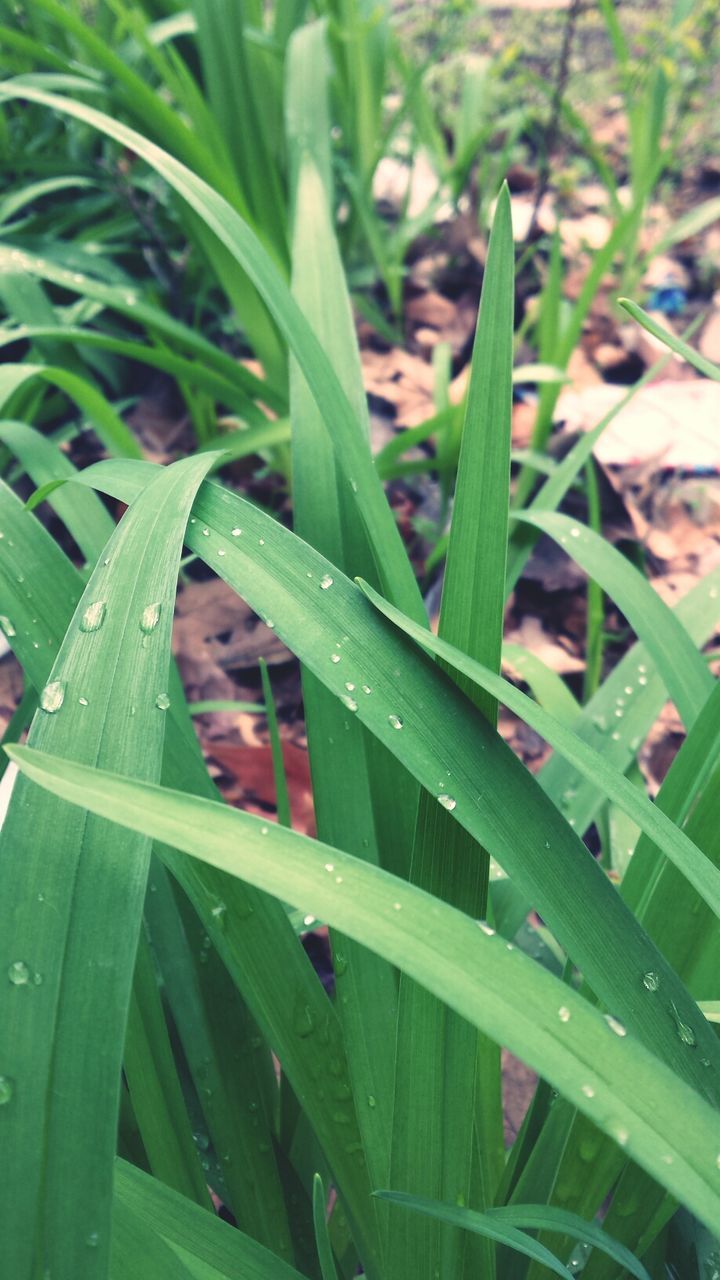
174;578;291;704
504;615;585;674
208;740;315;836
0;656;24;737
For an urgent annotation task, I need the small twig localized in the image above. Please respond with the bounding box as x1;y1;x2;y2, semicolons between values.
525;0;584;244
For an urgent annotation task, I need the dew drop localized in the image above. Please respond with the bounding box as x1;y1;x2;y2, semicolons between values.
320;574;334;590
388;714;403;730
558;1006;571;1023
361;684;372;694
604;1014;627;1037
231;528;242;537
624;686;633;696
581;1083;595;1098
661;1154;673;1165
79;600;106;633
140;602;161;634
8;961;30;986
86;1233;99;1249
303;914;315;928
78;696;89;707
344;682;355;692
201;527;210;537
670;1002;697;1047
0;616;16;638
334;953;347;976
611;731;621;741
642;971;660;992
211;903;226;924
335;875;343;884
217;548;225;557
367;1094;376;1108
294;1002;315;1038
331;653;341;664
260;826;269;836
638;676;648;687
324;863;335;873
392;902;402;911
476;921;495;936
340;695;358;712
614;1127;629;1147
0;1076;12;1105
155;692;170;711
259;538;265;546
570;526;580;537
40;681;65;714
437;794;457;811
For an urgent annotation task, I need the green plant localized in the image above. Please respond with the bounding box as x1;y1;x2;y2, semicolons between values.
0;27;719;1280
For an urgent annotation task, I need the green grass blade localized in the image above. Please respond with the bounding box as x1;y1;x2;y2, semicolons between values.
536;565;720;837
0;244;286;413
517;512;713;728
286;23;402;1226
0;419;115;563
313;1174;341;1280
485;1205;651;1280
259;658;291;828
9;741;720;1238
114;1159;306;1280
145;864;295;1257
618;298;720;379
0;361;142;457
388;183;513;1280
71;460;720;1099
0;451;216;1279
375;1193;574;1279
0;79;423;621
0;326;271;424
124;929;213;1208
357;579;720;923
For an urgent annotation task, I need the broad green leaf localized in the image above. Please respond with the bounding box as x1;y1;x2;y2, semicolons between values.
0;472;381;1278
0;452;216;1280
9;741;720;1238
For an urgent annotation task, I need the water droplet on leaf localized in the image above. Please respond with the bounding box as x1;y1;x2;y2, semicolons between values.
604;1014;627;1037
79;601;106;633
437;794;456;811
388;714;403;730
140;602;161;633
8;961;30;986
40;680;65;714
155;692;170;711
320;574;333;590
